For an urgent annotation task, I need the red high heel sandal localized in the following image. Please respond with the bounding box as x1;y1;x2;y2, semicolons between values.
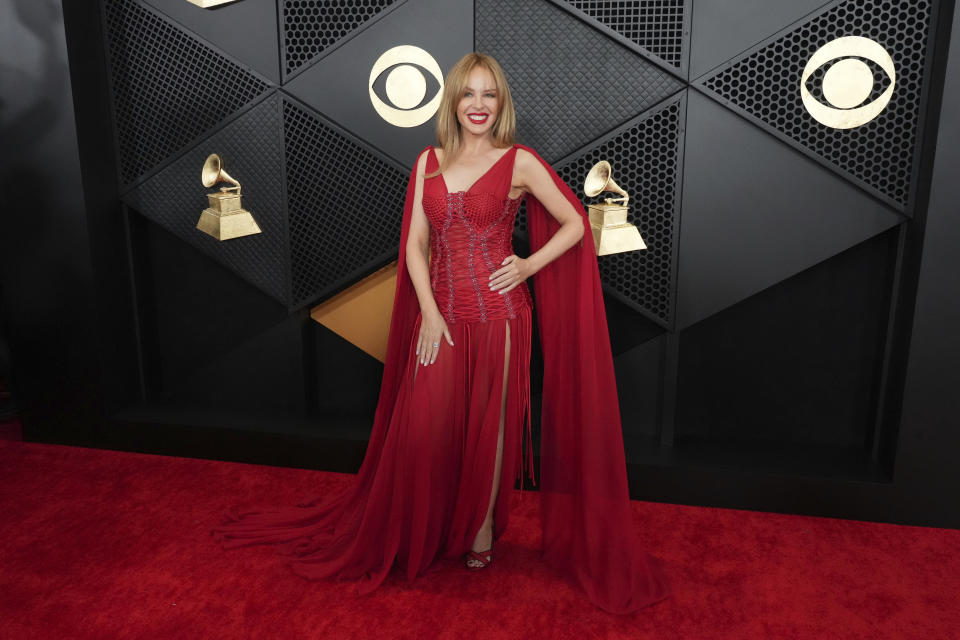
466;520;494;570
465;544;493;570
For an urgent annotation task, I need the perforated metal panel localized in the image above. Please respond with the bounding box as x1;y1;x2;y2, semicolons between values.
563;0;687;69
102;0;271;188
517;95;684;327
281;0;400;78
283;98;408;307
138;0;282;83
697;0;933;210
476;0;685;163
123;94;289;304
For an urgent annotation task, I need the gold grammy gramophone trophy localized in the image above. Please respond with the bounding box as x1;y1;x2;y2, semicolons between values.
583;161;646;256
197;153;262;241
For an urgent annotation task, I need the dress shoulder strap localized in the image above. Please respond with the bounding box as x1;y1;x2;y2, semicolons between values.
421;146;445;199
425;146;440;175
487;144;520;197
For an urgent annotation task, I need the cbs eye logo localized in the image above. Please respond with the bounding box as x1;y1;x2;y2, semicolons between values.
800;36;896;129
369;45;444;128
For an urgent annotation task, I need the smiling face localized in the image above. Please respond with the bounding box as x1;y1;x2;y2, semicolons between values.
456;65;500;137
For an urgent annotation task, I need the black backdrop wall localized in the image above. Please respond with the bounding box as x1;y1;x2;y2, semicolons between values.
2;0;958;528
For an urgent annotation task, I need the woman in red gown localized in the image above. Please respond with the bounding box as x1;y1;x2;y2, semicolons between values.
213;52;669;614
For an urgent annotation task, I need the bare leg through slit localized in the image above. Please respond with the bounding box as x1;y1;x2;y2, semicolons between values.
467;320;509;566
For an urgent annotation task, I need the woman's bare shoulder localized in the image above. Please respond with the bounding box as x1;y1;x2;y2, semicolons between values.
516;146;548;169
515;146;548;181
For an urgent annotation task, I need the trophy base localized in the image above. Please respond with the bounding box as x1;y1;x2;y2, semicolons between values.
197;208;262;241
591;224;647;256
587;203;647;255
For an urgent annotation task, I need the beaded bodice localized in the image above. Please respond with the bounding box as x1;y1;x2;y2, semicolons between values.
421;144;532;323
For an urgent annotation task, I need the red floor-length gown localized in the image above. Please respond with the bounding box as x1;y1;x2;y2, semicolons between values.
212;143;670;614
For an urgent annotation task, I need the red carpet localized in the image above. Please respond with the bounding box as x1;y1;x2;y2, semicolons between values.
0;437;957;639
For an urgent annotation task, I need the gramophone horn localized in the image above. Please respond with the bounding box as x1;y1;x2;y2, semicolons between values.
584;160;627;202
201;153;241;192
584;160;610;197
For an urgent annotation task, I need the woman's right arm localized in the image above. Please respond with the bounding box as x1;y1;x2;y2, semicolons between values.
405;150;453;365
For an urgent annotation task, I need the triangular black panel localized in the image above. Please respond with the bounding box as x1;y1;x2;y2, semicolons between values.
694;0;934;211
282;98;409;309
280;0;403;80
613;335;663;447
518;94;685;329
689;0;831;79
124;94;289;305
167;315;305;411
562;0;689;72
283;0;473;169
677;90;903;330
102;0;272;188
140;0;282;83
476;0;686;163
676;229;897;449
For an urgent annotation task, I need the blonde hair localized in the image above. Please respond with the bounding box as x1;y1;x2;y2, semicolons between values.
425;52;517;179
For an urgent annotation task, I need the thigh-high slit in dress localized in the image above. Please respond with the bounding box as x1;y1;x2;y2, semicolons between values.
212;144;535;594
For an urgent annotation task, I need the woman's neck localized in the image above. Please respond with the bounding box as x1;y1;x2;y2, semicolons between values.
457;132;497;155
